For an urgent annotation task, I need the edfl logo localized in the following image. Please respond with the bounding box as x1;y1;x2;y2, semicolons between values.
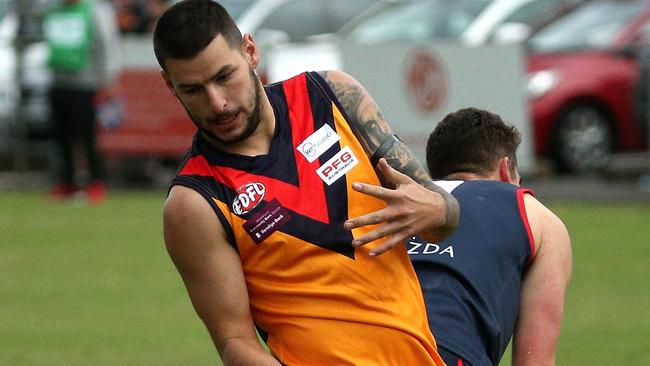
232;182;266;215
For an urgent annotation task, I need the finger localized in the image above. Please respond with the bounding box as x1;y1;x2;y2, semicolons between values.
369;229;411;256
351;181;394;201
377;158;412;186
368;240;399;256
344;206;390;230
350;221;402;247
352;222;406;248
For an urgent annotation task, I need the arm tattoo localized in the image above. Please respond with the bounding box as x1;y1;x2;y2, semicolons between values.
319;71;390;154
319;71;459;236
320;70;431;186
382;137;435;190
384;138;459;235
380;134;460;240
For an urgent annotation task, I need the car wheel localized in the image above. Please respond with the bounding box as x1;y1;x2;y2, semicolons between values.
551;104;613;174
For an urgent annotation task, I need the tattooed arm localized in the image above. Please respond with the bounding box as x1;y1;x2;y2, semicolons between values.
318;70;459;254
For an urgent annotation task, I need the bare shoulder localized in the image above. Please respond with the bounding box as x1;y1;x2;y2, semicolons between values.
317;70;360;85
164;185;215;229
317;70;374;118
316;70;393;154
316;70;375;124
523;193;571;256
163;185;230;264
165;184;208;211
523;193;568;234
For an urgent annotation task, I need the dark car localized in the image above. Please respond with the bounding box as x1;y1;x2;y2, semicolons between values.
526;0;650;173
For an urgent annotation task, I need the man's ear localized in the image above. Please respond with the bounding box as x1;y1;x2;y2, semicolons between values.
160;70;178;98
242;33;260;69
498;156;513;184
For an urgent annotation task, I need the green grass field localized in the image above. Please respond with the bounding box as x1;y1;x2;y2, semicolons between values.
1;189;648;365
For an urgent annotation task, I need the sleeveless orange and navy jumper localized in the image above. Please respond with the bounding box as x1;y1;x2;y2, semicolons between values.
170;72;444;366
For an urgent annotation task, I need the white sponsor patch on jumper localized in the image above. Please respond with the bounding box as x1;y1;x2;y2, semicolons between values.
297;124;340;163
316;146;358;185
433;180;464;193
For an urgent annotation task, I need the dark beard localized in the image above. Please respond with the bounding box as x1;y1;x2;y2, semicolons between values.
185;67;263;146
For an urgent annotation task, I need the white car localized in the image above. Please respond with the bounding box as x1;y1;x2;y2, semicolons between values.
343;0;585;47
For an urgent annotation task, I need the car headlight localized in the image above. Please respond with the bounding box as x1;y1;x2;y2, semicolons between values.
526;70;559;99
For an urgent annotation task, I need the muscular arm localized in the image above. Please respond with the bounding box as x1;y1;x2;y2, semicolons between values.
163;186;281;366
318;70;459;252
512;194;572;366
318;70;433;185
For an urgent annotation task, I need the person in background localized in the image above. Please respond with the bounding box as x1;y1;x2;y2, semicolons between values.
409;107;572;366
43;0;120;203
154;0;459;364
114;0;148;33
143;0;168;32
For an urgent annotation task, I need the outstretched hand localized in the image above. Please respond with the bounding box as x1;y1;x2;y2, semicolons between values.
344;158;450;256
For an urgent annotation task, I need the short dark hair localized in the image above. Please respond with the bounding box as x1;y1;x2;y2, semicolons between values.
153;0;243;71
426;107;521;179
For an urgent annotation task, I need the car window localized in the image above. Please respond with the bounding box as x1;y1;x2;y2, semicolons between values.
258;0;378;42
345;0;491;44
505;0;563;24
528;0;645;53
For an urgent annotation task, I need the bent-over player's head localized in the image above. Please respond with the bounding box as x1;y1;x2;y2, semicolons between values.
153;0;243;71
426;107;521;183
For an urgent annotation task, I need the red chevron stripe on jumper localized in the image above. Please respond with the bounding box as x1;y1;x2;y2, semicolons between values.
180;73;333;223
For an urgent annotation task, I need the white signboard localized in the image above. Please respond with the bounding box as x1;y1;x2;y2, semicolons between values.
340;41;534;175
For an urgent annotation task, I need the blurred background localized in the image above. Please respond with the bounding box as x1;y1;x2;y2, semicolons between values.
0;0;648;365
1;0;649;184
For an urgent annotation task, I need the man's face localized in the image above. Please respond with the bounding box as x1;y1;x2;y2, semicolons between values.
163;34;262;146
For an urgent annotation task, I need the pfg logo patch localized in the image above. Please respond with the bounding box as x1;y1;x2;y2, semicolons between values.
232;182;266;215
316;146;358;185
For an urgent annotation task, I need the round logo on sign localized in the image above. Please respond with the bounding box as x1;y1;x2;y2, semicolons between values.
404;50;447;114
